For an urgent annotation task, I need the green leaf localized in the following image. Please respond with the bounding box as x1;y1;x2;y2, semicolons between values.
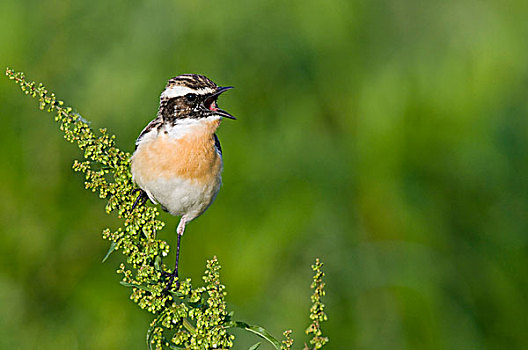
226;310;235;321
146;310;168;350
101;241;117;263
120;281;153;292
154;255;162;271
182;318;196;335
226;321;281;349
169;290;186;299
248;342;262;350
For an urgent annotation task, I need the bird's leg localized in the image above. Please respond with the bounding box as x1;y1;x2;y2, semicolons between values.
165;217;187;291
130;189;148;212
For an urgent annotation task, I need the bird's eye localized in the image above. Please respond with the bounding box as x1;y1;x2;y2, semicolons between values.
185;93;197;102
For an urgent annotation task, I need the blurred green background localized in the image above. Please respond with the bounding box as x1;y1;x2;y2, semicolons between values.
1;0;528;349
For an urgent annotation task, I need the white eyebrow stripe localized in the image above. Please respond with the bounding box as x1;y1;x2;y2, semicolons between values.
161;85;215;99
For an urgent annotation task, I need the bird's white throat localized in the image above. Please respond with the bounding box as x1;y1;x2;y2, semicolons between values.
140;115;222;143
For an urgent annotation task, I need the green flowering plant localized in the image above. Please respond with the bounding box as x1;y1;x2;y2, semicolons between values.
6;67;328;350
304;259;329;349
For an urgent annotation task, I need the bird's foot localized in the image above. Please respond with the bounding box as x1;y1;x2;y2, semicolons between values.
163;269;180;293
163;221;185;293
130;188;148;212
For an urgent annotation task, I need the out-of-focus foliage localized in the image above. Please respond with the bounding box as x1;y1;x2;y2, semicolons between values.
0;0;527;349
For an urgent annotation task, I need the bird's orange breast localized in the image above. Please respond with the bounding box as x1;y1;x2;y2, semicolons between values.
131;121;222;186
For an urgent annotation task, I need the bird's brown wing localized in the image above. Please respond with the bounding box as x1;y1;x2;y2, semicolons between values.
135;117;163;149
213;133;222;156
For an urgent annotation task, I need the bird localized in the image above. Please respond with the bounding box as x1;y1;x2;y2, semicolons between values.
130;74;235;289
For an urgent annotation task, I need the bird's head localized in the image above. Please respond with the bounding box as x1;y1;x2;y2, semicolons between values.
159;74;235;122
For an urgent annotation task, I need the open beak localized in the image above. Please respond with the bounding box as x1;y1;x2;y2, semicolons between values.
203;86;236;120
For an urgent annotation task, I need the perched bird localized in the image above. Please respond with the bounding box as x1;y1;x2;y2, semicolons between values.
130;74;235;288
